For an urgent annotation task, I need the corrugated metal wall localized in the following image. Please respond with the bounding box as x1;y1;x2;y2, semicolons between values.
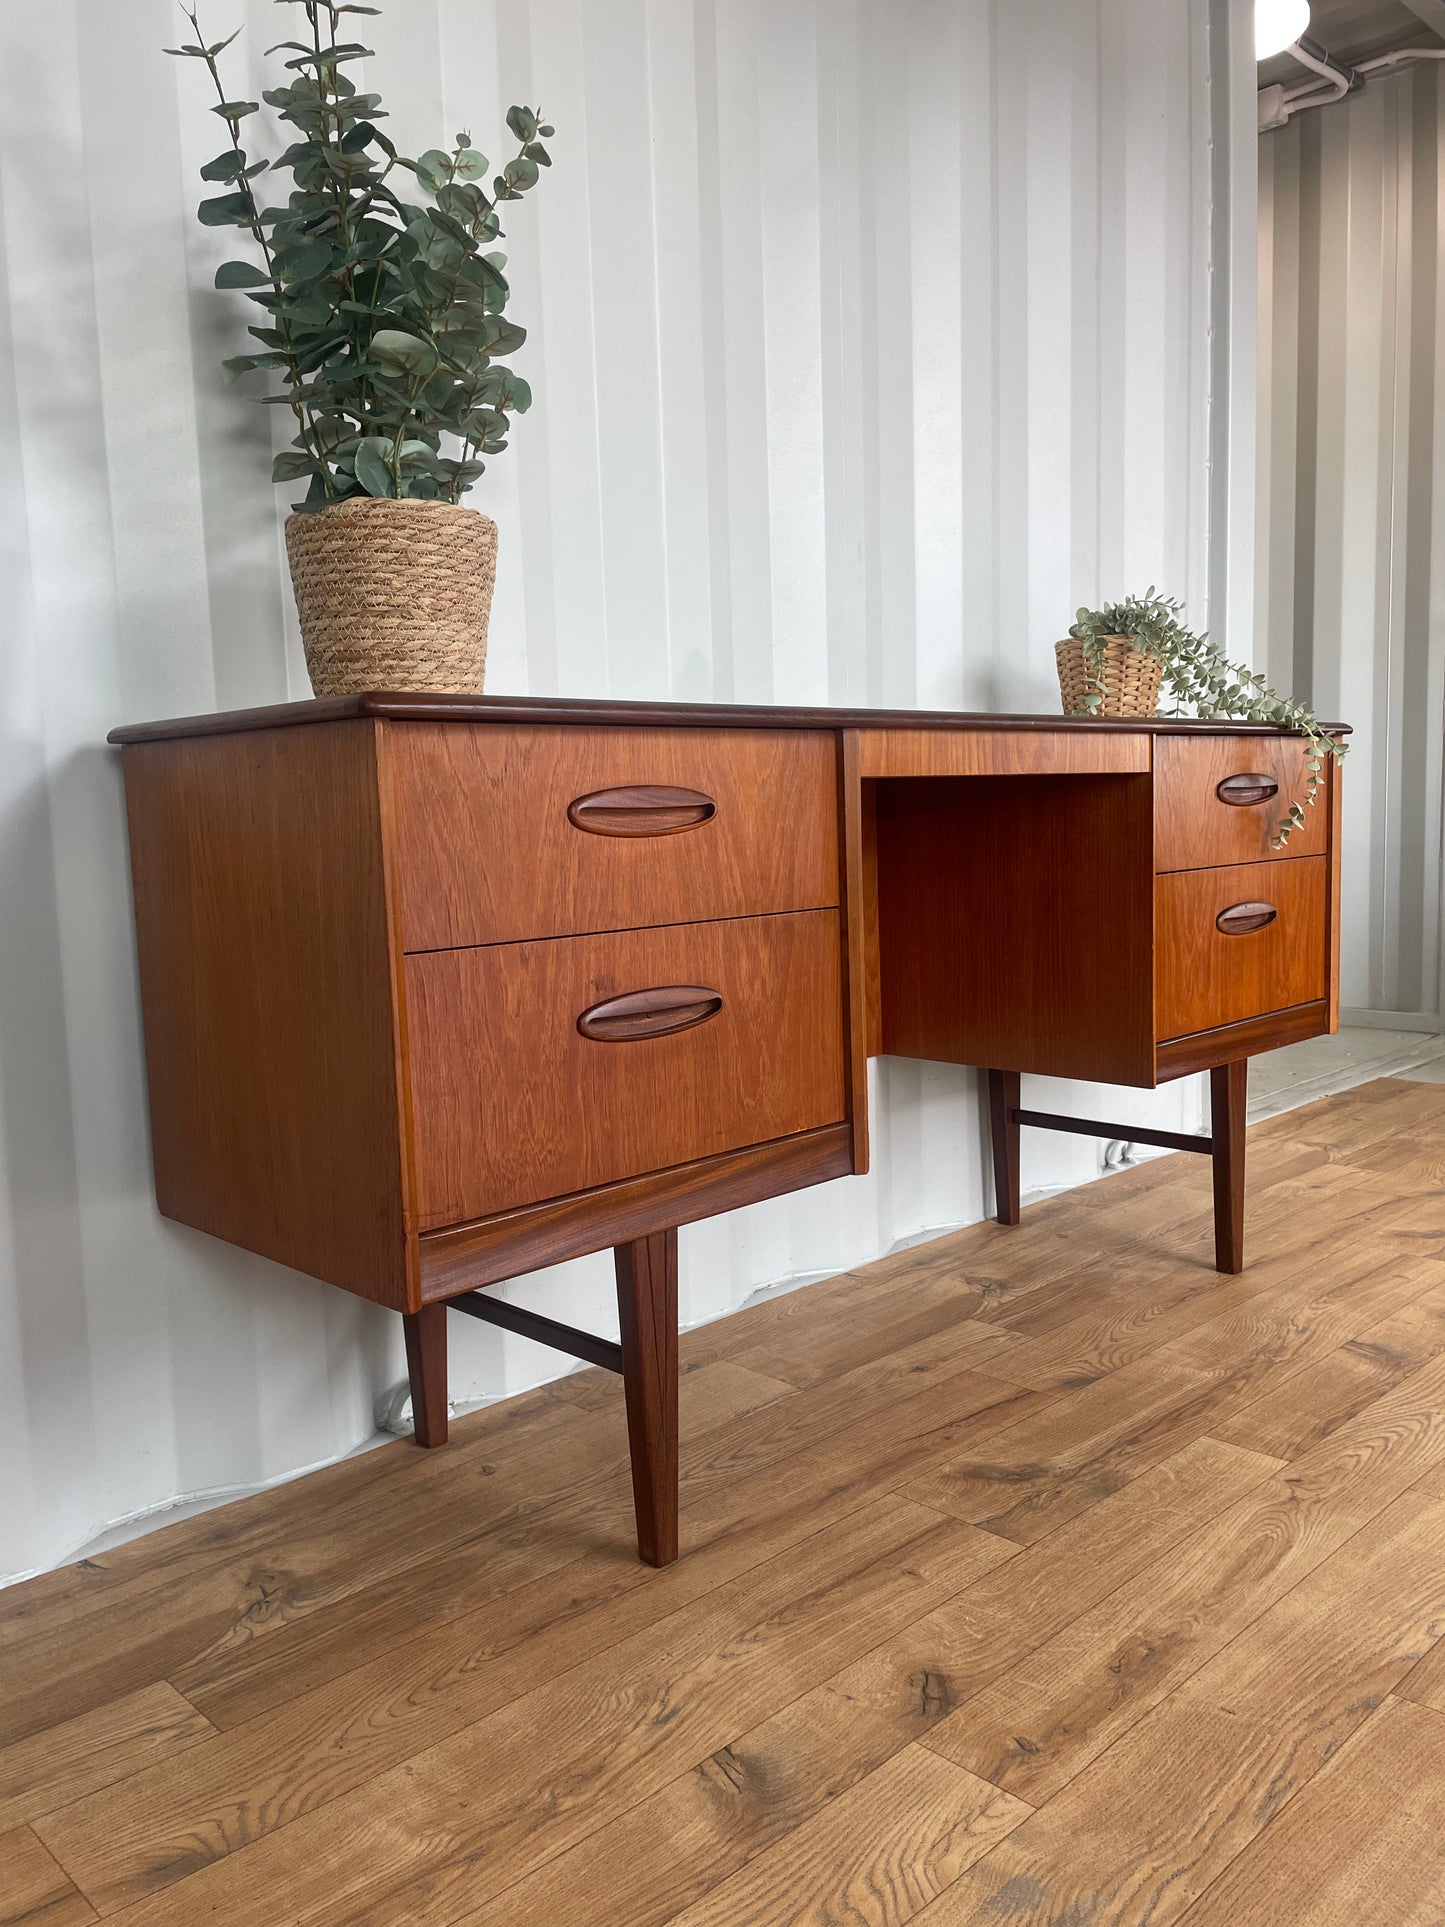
1258;66;1445;1025
0;0;1238;1585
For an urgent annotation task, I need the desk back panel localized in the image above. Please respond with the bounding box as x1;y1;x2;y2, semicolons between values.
874;773;1157;1087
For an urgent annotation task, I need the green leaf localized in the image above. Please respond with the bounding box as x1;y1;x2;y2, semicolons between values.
272;449;318;481
523;142;551;167
502;154;539;193
537;123;555;138
453;146;488;181
221;351;290;383
200;148;249;182
354;439;396;496
506;104;537;142
197;191;255;226
162;44;207;57
210;100;260;118
370;328;440;379
215;259;271;288
414;147;454;192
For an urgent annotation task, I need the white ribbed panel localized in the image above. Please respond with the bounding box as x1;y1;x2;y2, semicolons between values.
1258;68;1445;1024
0;0;1237;1584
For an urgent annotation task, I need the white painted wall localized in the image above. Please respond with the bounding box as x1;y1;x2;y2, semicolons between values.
1258;67;1445;1027
0;0;1244;1586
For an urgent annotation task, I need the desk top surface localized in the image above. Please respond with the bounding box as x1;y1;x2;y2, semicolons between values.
108;692;1349;746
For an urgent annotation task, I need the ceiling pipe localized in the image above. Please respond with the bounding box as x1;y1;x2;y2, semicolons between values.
1258;35;1445;131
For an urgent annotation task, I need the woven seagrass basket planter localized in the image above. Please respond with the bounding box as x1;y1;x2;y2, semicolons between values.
284;498;499;696
1055;634;1163;718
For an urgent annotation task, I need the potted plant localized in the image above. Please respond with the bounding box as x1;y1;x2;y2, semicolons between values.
166;1;553;695
1058;590;1346;846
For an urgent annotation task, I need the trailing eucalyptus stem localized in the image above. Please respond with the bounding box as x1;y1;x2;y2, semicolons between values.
1067;590;1347;847
166;0;552;507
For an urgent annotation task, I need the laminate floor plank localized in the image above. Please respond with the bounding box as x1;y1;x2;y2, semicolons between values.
0;1825;96;1927
180;1362;1040;1731
919;1484;1445;1926
75;1500;1003;1924
2;1080;1442;1927
435;1437;1279;1927
658;1743;1029;1927
0;1682;214;1835
1;1355;790;1749
1176;1695;1445;1926
922;1346;1445;1803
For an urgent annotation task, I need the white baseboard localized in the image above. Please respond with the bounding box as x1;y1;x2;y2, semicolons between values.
1339;1007;1443;1033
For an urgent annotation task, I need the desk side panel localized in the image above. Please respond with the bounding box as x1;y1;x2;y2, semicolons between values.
876;773;1156;1087
119;721;410;1307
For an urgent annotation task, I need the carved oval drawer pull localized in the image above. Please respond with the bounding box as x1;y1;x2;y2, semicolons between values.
577;985;724;1042
567;786;717;836
1216;901;1278;937
1216;773;1280;807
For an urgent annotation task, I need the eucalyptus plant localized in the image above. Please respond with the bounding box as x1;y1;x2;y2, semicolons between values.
1067;591;1347;846
166;0;552;508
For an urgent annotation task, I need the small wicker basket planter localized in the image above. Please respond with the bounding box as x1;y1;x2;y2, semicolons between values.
284;498;498;696
1055;633;1163;717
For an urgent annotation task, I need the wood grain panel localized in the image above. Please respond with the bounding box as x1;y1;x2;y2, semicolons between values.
111;694;1349;745
1154;999;1330;1079
1156;857;1327;1041
417;1126;852;1299
384;723;839;951
1154;733;1329;870
119;723;411;1307
856;729;1150;778
838;733;871;1171
0;1825;95;1926
876;775;1156;1087
943;1483;1445;1925
406;911;847;1227
660;1743;1028;1927
1175;1695;1445;1927
0;1682;213;1834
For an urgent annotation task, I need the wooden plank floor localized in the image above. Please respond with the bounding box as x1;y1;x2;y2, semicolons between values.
5;1076;1445;1927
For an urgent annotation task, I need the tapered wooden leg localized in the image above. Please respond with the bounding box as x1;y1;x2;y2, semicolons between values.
403;1303;449;1448
988;1069;1021;1226
1210;1059;1248;1275
614;1227;679;1568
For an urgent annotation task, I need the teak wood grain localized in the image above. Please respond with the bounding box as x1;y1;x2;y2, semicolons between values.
1155;856;1328;1041
1153;733;1329;870
415;1125;852;1299
404;910;847;1227
109;692;1349;745
108;696;1347;1581
875;774;1156;1087
117;723;411;1308
855;727;1151;778
383;722;839;951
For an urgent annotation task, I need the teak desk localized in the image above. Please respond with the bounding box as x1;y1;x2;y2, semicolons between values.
109;695;1346;1567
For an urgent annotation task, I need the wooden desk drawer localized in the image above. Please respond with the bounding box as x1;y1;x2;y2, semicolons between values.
385;723;839;950
405;910;846;1227
1154;736;1328;871
1156;857;1327;1042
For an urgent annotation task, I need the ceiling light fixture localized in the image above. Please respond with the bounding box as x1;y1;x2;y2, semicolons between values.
1256;0;1311;60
